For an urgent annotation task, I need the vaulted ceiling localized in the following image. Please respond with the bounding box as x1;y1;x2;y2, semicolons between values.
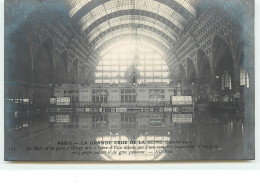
64;0;200;55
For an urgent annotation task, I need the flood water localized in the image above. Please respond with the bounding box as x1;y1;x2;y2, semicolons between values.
4;109;254;161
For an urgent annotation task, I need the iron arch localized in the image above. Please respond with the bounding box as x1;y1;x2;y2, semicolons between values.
83;10;182;37
69;0;195;22
91;23;175;46
96;34;169;56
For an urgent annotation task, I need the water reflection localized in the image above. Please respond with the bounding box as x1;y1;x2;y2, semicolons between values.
4;110;254;161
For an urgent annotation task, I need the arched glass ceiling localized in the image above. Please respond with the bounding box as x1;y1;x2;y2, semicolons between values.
87;15;178;43
66;0;196;18
98;35;168;56
83;10;182;38
91;24;175;46
100;39;165;56
78;0;187;31
64;0;198;56
94;28;171;51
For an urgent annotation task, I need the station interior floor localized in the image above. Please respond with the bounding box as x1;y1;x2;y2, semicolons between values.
4;107;254;161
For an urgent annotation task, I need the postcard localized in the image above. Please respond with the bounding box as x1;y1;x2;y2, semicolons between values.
4;0;255;161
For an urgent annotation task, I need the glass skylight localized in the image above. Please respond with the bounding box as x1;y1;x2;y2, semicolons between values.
87;15;177;43
66;0;197;18
95;40;171;84
93;28;171;51
100;39;165;56
79;0;187;32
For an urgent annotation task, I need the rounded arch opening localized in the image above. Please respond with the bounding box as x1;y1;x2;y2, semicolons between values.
5;28;33;101
78;66;86;84
187;58;197;96
212;36;234;92
187;58;196;84
197;49;211;85
68;58;79;84
55;50;68;84
34;38;54;85
197;49;212;102
33;38;54;106
178;63;187;92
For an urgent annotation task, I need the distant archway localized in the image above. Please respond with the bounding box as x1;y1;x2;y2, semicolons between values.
33;38;54;105
197;49;211;100
34;38;54;85
187;58;196;84
78;66;85;84
68;58;79;84
55;50;68;84
186;58;197;96
197;49;211;85
178;63;187;92
212;36;234;91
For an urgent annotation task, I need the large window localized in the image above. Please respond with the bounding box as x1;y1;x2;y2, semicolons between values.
95;41;170;83
121;89;136;103
240;67;250;88
92;89;108;103
221;71;232;90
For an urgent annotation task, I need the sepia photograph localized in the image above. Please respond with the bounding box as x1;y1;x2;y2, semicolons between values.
4;0;255;161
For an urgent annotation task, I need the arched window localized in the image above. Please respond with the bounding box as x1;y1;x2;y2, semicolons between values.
240;67;250;88
95;41;170;84
221;71;232;90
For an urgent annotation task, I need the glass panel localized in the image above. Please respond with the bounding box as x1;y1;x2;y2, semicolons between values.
95;79;102;83
222;71;232;90
161;65;168;70
240;67;246;85
111;72;118;77
162;79;170;83
66;0;196;18
94;28;170;50
103;72;110;77
175;0;196;16
154;79;161;82
95;73;103;77
146;79;153;83
79;0;187;32
146;66;154;71
154;72;162;77
99;36;167;56
103;79;110;83
87;15;177;43
153;66;162;71
66;0;92;17
146;72;153;77
96;66;102;71
102;66;110;70
120;66;128;71
111;79;119;83
95;41;170;84
161;72;169;77
137;66;145;71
